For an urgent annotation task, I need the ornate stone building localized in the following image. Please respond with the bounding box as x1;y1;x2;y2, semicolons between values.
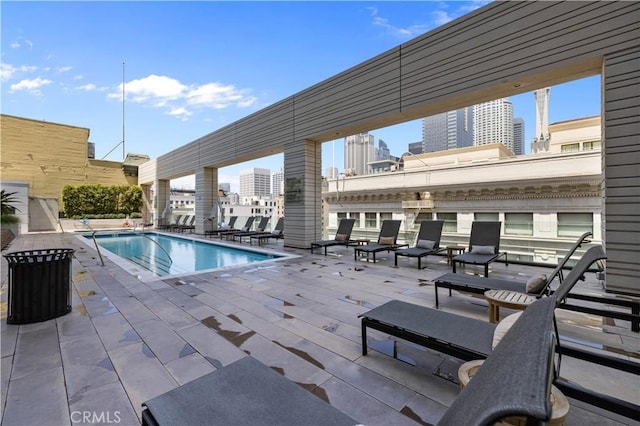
323;117;602;265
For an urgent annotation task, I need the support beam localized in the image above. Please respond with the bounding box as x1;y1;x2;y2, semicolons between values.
155;179;170;227
283;140;322;248
195;167;217;234
603;47;640;295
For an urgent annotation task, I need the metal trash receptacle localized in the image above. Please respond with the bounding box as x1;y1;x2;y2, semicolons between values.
3;248;74;324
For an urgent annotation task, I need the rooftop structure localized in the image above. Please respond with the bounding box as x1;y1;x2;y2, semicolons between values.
140;1;640;310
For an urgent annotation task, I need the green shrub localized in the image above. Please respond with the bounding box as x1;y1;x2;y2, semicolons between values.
62;184;142;217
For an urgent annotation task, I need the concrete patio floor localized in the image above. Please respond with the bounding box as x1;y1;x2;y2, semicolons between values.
1;231;638;425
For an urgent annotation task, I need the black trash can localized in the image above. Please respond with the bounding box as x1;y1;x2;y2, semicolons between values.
3;248;74;324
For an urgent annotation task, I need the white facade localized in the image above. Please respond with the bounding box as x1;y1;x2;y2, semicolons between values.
324;117;602;265
473;99;514;151
239;167;271;201
344;132;375;176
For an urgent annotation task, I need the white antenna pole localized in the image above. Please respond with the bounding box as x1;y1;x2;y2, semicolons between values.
122;62;125;161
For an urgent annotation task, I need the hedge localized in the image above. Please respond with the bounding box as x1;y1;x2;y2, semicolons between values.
62;184;142;217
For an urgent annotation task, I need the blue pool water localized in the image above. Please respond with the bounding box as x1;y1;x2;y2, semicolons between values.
87;232;282;277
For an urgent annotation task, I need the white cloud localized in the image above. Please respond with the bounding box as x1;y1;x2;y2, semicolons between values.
369;8;431;38
1;63;38;81
76;83;104;92
108;74;256;119
369;2;492;39
432;10;455;27
57;66;73;73
10;77;52;94
10;42;20;49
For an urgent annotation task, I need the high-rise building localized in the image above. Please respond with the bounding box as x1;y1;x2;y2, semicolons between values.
408;141;424;154
375;139;390;160
239;167;271;201
271;169;284;196
473;99;514;151
344;132;374;175
531;87;551;154
325;167;338;180
219;183;231;194
513;118;525;155
422;107;474;153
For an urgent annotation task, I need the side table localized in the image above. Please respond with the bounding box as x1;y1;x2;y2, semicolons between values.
446;245;466;264
484;289;536;323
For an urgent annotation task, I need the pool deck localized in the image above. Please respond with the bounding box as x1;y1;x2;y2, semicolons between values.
1;231;638;425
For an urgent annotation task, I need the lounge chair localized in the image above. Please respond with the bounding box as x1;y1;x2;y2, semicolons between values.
249;217;284;245
394;220;445;269
177;215;196;233
436;295;557;426
310;218;355;256
433;232;593;307
451;221;508;276
204;216;238;238
141;357;357;426
232;216;270;242
168;215;190;232
360;246;639;421
218;216;255;240
354;220;405;262
159;214;182;231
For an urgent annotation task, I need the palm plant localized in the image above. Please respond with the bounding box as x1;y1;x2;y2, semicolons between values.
1;189;20;224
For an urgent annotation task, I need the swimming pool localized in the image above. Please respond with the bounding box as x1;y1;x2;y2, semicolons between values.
82;232;287;278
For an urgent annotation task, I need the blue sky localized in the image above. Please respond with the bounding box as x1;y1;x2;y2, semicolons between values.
2;1;601;191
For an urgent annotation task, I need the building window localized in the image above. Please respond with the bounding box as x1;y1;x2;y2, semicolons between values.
561;143;580;153
583;141;601;151
349;212;360;228
415;212;433;223
365;213;377;228
505;213;533;236
475;212;499;222
558;213;593;238
380;212;393;223
337;212;347;221
437;212;457;232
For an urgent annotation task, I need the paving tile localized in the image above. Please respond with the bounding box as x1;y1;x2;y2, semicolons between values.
140;298;198;330
68;381;139;426
315;376;418;426
56;308;97;343
92;312;141;351
132;318;193;364
60;333;119;397
3;367;69;426
109;295;157;324
164;352;216;385
107;341;178;417
238;332;332;387
176;322;246;367
400;391;450;425
0;353;12;422
291;339;417;411
0;321;18;358
11;322;62;380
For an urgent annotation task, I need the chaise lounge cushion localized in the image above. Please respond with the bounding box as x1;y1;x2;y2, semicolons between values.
492;311;523;349
379;236;395;245
335;233;348;241
526;274;548;294
417;239;436;249
472;245;495;254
